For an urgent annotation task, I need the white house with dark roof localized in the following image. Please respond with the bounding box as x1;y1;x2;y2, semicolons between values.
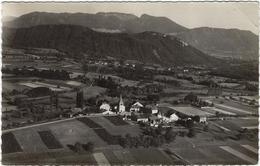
100;102;114;115
130;101;143;112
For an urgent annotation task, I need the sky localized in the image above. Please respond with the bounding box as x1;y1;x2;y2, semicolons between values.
2;2;259;34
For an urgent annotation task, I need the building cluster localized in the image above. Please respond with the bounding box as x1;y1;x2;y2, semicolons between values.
98;95;208;127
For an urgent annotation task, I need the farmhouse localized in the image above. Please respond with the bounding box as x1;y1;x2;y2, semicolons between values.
145;104;159;114
100;102;111;111
100;102;115;115
149;115;161;126
130;101;144;112
136;114;149;123
160;112;179;123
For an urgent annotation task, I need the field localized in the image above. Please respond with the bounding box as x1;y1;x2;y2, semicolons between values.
104;116;129;126
89;116;141;136
2;132;23;154
47;120;107;148
129;148;174;164
19;81;71;91
169;106;214;117
2;117;141;164
201;107;236;115
3;77;80;94
171;145;252;165
60;86;106;100
38;130;63;149
93;128;119;145
211;98;258;114
3;80;29;92
77;117;102;128
213;118;258;131
166;130;258;165
2;115;258;164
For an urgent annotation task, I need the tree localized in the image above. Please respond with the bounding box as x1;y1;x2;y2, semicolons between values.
186;119;194;128
215;111;220;117
118;136;127;148
187;128;196;138
249;100;256;105
125;133;132;148
155;125;164;135
165;129;177;143
74;142;84;153
203;125;209;132
147;94;160;102
86;97;97;106
151;137;160;147
193;116;200;123
82;63;89;75
83;141;94;152
184;93;198;103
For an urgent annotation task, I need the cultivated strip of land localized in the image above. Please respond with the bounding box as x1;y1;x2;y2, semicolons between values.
215;104;252;114
93;152;110;165
241;126;258;129
220;146;257;164
213;108;236;115
241;145;258;154
212;122;231;131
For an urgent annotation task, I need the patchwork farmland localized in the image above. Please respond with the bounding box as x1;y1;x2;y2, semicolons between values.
2;115;258;165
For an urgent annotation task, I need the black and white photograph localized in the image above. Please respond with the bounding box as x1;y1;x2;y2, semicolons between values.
1;1;259;165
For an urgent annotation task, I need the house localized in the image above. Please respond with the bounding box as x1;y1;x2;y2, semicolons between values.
149;115;161;126
144;104;159;114
130;102;143;112
100;102;115;115
71;107;83;116
159;112;179;123
199;117;207;123
121;111;132;120
136;114;149;123
100;102;111;112
101;109;115;115
151;104;159;114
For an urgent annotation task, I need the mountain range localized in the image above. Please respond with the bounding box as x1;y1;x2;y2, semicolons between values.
3;24;222;66
175;27;258;61
3;11;258;63
4;12;187;34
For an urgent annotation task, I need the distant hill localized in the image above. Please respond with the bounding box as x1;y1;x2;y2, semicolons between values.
5;12;258;61
2;16;17;22
3;25;222;66
4;12;188;34
175;27;258;61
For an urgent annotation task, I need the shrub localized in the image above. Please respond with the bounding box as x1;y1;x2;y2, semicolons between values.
187;128;196;138
193;116;200;123
82;141;94;152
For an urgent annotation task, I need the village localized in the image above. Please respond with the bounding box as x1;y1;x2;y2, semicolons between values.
2;47;259;165
2;46;258;131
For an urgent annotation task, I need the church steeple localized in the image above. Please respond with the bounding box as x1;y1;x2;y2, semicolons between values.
118;94;125;113
119;94;124;105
